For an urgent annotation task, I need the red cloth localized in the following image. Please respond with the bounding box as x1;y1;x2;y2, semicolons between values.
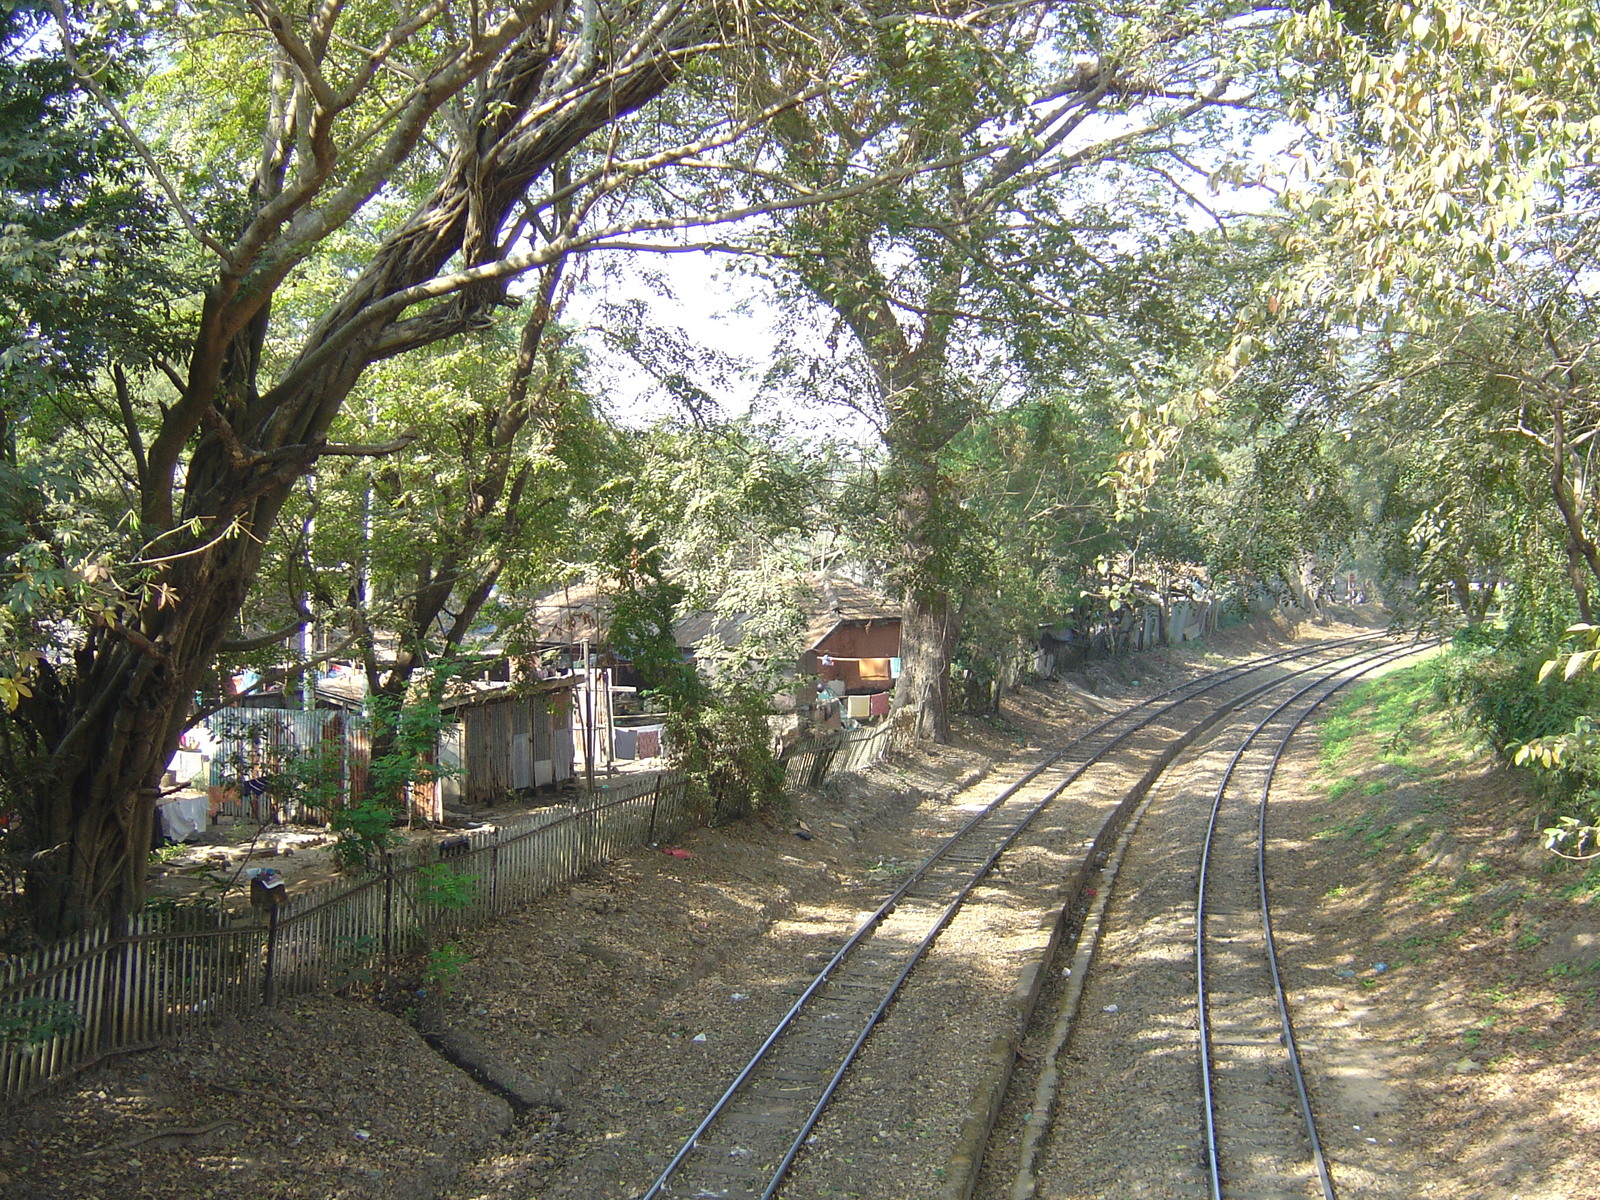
869;691;891;717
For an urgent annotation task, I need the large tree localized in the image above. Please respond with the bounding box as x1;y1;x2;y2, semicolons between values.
1276;0;1600;619
727;1;1288;738
0;0;872;937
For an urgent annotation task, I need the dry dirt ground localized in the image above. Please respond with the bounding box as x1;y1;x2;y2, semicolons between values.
2;615;1596;1200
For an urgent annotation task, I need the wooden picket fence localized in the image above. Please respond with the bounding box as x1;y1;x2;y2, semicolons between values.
781;717;901;790
0;717;901;1105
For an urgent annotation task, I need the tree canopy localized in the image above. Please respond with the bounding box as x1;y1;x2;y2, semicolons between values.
6;0;1600;939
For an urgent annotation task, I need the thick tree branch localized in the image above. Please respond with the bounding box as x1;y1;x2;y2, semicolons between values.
218;612;310;654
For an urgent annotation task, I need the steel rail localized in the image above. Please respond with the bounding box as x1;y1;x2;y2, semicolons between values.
640;633;1391;1200
1195;639;1438;1200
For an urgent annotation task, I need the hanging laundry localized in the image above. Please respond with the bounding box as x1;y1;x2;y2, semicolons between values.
869;691;891;718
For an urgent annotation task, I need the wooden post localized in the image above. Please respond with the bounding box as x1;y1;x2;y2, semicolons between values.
582;639;595;795
251;873;287;1006
102;914;131;1053
381;853;394;965
490;831;501;916
261;903;280;1005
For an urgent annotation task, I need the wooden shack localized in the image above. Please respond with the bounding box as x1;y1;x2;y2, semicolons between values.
795;574;902;694
441;678;578;805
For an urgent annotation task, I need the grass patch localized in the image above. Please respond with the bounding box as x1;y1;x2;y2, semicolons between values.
1319;664;1439;773
1557;864;1600;903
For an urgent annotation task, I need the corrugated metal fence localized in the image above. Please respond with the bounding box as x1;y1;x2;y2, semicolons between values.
203;708;371;826
0;718;901;1105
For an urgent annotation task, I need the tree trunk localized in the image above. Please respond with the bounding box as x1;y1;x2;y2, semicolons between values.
894;588;960;744
887;455;968;744
1286;554;1325;622
22;532;259;937
1548;395;1600;623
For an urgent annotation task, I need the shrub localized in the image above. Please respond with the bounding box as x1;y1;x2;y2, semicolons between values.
1431;629;1600;832
666;685;788;823
330;801;402;872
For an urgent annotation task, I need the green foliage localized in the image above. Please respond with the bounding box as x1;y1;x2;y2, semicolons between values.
365;673;456;808
1421;629;1600;855
565;418;820;696
943;394;1126;706
279;308;601;700
608;566;704;708
8;0;861;937
0;996;80;1047
415;863;477;911
0;3;180;387
278;740;347;816
666;685;787;824
329;802;401;873
1499;624;1600;857
1432;638;1600;759
422;942;471;997
1265;0;1600;640
739;4;1292;732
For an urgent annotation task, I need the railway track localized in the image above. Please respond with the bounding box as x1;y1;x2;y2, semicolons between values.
638;634;1403;1200
1194;640;1438;1200
992;637;1435;1200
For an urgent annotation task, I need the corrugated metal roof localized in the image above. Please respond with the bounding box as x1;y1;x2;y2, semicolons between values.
438;676;579;712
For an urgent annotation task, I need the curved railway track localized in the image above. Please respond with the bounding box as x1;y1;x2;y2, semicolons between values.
1194;640;1439;1200
992;636;1435;1200
638;634;1403;1200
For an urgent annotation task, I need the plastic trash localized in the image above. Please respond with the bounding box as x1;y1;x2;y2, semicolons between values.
662;847;693;859
1334;967;1356;979
1102;1004;1119;1013
1373;962;1388;973
692;1032;707;1043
